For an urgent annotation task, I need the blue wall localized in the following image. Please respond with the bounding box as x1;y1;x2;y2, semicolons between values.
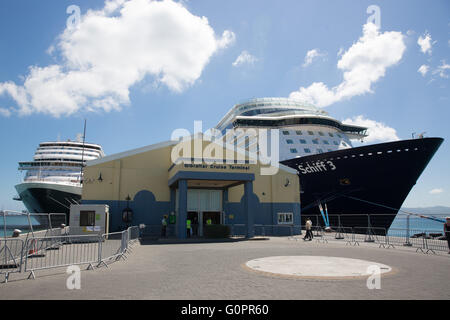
83;188;301;236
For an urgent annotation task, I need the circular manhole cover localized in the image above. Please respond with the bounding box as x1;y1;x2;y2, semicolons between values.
245;256;392;279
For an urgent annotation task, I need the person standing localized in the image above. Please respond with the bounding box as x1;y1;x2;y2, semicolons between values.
161;215;168;237
444;217;450;254
187;218;192;238
304;218;313;241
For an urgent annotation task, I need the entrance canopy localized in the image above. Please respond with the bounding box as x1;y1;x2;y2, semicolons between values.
168;170;254;189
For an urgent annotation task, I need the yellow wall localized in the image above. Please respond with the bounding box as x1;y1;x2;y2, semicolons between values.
83;145;173;202
83;138;299;204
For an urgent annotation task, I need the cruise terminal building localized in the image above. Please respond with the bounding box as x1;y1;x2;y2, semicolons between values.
81;135;301;239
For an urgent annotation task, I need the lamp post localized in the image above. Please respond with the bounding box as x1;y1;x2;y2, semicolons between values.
122;195;133;229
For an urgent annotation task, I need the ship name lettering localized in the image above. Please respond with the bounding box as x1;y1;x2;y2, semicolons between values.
298;160;337;175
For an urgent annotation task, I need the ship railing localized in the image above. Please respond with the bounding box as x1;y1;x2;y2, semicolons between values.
0;238;25;283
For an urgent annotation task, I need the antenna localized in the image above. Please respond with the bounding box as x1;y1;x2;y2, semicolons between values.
80;119;87;183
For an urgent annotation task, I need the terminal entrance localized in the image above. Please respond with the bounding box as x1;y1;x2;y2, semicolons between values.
180;189;223;237
187;211;222;237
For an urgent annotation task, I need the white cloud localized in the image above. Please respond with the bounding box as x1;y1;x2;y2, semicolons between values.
0;108;11;117
289;23;406;107
417;32;433;55
342;115;399;143
302;49;326;67
429;188;444;195
432;61;450;78
0;0;235;117
232;50;257;67
418;64;429;77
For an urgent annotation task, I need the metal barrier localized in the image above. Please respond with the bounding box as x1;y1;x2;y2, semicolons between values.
0;226;140;283
24;234;101;280
228;224;247;238
98;231;127;267
253;224;297;238
0;239;25;283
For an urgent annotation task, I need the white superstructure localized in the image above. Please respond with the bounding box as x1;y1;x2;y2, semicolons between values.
216;97;368;161
19;141;105;186
15;140;105;214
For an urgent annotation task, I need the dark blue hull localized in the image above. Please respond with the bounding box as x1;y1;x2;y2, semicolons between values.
281;137;444;231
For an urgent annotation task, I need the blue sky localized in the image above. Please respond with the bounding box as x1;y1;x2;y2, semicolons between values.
0;0;449;211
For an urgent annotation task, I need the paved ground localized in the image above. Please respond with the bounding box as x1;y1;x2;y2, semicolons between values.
1;236;449;300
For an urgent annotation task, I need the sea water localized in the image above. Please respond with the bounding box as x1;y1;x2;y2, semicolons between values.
0;215;42;237
388;214;447;234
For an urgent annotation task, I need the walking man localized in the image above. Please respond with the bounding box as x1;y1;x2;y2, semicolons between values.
304;218;313;241
445;217;450;254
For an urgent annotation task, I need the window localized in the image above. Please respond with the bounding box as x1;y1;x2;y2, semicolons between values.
312;139;319;145
337;134;342;138
328;133;334;137
323;140;329;145
318;132;324;136
299;139;307;144
304;148;311;153
282;130;290;135
295;130;303;135
290;148;298;153
342;142;348;147
317;148;323;153
277;212;293;225
333;141;339;145
80;211;96;227
308;131;314;135
286;139;294;144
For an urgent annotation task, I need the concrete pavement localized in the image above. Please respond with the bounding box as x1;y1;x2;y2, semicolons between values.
1;236;449;300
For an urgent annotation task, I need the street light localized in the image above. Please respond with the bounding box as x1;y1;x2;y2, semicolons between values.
122;194;133;229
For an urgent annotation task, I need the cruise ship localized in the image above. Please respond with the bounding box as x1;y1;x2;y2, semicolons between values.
15;140;105;219
216;97;443;231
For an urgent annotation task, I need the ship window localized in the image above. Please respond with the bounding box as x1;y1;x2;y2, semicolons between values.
312;140;319;145
296;130;303;135
328;133;334;137
308;131;314;135
337;134;342;138
282;131;290;135
80;211;96;227
299;139;307;144
318;132;324;136
342;142;347;147
317;149;324;153
323;140;329;145
286;139;294;144
290;148;298;153
333;141;339;145
304;148;311;153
